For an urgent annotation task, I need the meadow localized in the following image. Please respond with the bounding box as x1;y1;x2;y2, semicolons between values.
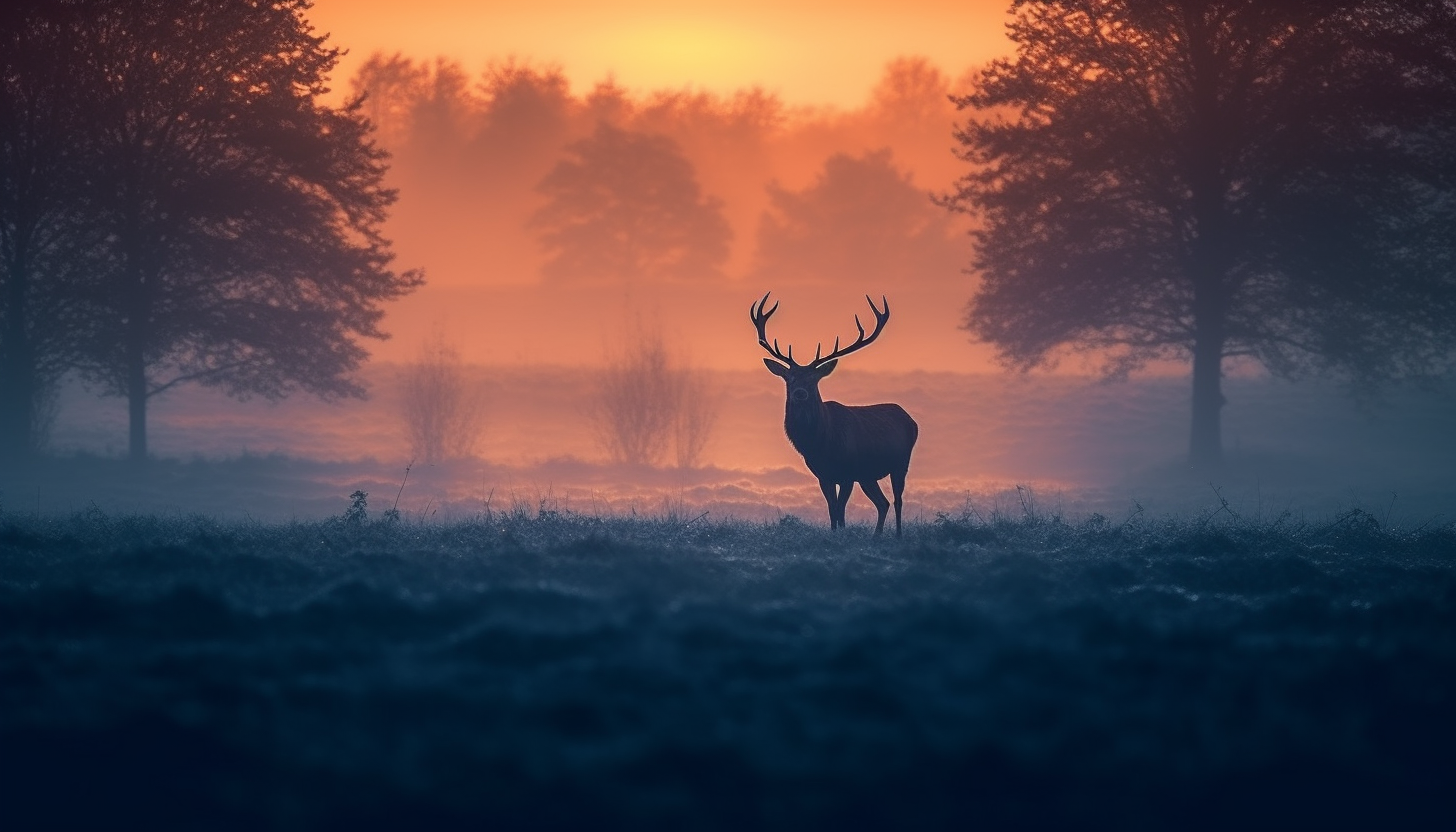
4;369;1453;828
2;500;1452;830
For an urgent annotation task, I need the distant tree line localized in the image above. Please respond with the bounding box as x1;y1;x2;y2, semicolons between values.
349;54;971;289
0;0;420;464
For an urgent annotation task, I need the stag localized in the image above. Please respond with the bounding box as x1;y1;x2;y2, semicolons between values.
752;292;919;536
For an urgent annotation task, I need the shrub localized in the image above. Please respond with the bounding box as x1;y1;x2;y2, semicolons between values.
592;328;719;467
399;332;483;464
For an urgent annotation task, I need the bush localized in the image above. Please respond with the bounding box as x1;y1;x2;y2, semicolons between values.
672;366;719;468
592;329;719;467
399;332;483;464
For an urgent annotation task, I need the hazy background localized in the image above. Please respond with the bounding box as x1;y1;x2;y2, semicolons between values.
12;0;1455;524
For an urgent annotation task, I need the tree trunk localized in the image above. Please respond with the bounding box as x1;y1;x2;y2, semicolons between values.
121;233;151;463
124;265;149;462
0;343;36;464
0;254;36;464
1188;251;1228;470
1189;326;1225;471
126;341;148;462
1182;14;1231;472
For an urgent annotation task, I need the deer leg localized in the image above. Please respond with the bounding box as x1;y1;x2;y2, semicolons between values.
834;481;853;528
890;470;907;537
818;479;839;529
859;479;890;536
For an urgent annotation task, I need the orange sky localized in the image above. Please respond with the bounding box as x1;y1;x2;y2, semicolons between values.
307;0;1013;108
298;0;1019;371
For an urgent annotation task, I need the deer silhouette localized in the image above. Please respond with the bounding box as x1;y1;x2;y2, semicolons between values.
752;292;919;536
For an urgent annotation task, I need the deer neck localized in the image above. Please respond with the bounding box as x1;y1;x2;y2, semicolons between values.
783;398;829;453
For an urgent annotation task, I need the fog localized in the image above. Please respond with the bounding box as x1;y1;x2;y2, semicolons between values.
15;364;1454;529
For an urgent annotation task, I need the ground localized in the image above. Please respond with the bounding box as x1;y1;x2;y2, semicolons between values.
2;506;1451;830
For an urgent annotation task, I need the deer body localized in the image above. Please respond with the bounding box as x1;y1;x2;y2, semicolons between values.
783;400;916;482
754;293;918;536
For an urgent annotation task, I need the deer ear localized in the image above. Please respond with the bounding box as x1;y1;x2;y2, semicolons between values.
763;358;790;377
815;359;838;377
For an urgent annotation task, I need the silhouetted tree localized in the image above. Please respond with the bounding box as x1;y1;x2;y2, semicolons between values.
754;149;965;286
0;1;100;461
473;58;574;176
531;123;731;283
944;0;1456;469
71;0;421;461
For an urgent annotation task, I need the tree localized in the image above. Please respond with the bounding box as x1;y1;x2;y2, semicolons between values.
530;123;732;283
473;58;575;176
753;149;965;287
72;0;421;461
349;52;432;150
399;331;482;465
863;57;964;184
671;367;719;469
0;1;100;462
943;0;1456;469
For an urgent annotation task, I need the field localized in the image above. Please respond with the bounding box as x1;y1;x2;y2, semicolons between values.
5;369;1454;828
2;503;1453;830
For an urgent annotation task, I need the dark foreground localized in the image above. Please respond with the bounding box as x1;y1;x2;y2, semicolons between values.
1;505;1453;831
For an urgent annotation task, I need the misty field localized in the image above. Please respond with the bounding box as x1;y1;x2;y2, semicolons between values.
2;505;1452;831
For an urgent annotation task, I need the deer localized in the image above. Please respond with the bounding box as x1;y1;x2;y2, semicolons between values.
751;292;919;537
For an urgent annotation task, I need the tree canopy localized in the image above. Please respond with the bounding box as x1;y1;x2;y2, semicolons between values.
753;149;965;287
0;0;102;459
943;0;1456;467
530;123;732;283
1;0;421;461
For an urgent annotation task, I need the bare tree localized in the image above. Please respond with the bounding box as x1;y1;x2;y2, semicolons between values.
400;332;482;464
592;327;718;467
672;367;719;469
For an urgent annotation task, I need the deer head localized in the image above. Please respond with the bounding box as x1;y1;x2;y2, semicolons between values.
751;292;890;425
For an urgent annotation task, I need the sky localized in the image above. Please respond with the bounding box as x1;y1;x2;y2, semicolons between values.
307;0;1014;108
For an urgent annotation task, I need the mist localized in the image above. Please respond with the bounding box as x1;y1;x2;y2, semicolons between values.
20;363;1455;530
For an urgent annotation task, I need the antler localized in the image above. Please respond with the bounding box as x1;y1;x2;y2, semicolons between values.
751;293;891;369
810;294;890;367
751;292;800;367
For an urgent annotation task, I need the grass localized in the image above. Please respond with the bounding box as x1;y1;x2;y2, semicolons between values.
1;501;1453;830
